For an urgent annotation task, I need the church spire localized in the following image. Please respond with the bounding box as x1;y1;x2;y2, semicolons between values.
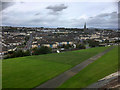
84;22;86;31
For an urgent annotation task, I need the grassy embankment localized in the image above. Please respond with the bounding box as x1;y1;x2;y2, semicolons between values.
59;46;118;88
3;47;109;88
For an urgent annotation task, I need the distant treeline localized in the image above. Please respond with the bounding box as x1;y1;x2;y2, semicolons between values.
4;46;52;59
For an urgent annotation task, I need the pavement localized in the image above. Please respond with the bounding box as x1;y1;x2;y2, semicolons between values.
84;71;120;89
33;46;114;89
102;77;120;88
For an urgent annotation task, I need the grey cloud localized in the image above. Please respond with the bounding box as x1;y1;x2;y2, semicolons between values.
29;15;59;24
20;2;25;4
34;12;40;16
48;11;60;15
87;11;118;28
89;17;93;18
97;13;109;17
96;12;117;18
30;18;56;23
0;1;15;11
46;4;67;13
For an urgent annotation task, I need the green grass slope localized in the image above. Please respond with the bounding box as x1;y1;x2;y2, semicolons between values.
59;46;118;88
3;47;108;88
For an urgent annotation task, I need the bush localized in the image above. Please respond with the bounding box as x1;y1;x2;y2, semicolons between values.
87;39;100;47
76;44;86;49
4;50;26;59
64;44;73;49
4;46;52;59
60;44;73;49
4;55;11;59
24;50;31;56
32;46;52;55
13;50;24;57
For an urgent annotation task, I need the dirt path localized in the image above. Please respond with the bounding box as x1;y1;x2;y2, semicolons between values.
33;46;114;89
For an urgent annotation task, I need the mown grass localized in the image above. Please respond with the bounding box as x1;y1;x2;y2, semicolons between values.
59;46;118;88
2;46;109;88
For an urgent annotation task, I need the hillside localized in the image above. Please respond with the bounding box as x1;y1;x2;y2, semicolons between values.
3;47;109;88
59;46;118;88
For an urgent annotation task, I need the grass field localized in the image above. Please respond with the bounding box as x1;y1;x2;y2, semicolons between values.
2;47;109;88
59;46;118;88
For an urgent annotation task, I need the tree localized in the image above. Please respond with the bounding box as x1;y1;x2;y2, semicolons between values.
32;46;52;55
104;40;109;43
76;44;86;49
39;46;52;54
14;50;24;57
64;44;72;49
25;36;29;42
24;50;31;56
60;44;73;49
87;39;100;47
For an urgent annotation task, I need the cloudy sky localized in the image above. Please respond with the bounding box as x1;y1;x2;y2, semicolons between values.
1;0;118;28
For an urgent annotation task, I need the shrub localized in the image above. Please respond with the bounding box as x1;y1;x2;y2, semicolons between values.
32;46;52;55
24;50;31;56
76;44;86;49
87;39;100;47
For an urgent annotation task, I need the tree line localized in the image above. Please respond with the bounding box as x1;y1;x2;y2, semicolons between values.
4;46;52;59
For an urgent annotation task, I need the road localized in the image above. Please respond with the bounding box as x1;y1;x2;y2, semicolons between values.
33;46;114;89
24;34;33;50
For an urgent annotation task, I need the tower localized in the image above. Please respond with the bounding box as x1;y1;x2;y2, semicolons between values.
84;22;86;31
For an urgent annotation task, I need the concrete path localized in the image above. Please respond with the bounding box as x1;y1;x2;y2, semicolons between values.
33;47;114;89
84;71;120;89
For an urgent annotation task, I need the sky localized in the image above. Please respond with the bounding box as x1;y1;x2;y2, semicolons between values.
1;0;119;28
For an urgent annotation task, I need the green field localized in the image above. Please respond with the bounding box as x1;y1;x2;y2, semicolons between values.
59;46;118;88
2;47;109;88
